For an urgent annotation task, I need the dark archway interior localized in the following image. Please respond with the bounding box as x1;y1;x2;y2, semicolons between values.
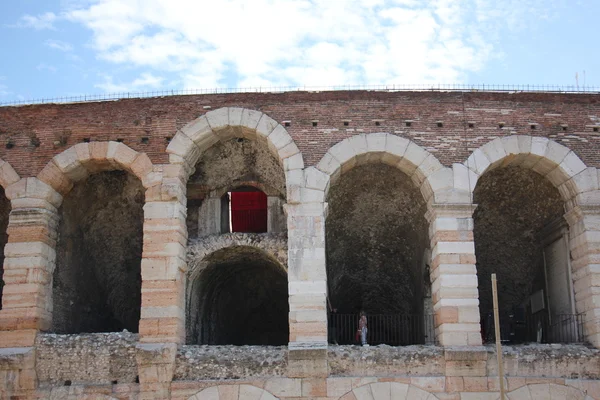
326;163;429;316
474;167;564;316
0;188;10;310
52;170;144;334
188;246;288;345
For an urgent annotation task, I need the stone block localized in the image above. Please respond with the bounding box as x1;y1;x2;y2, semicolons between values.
327;378;353;397
112;142;139;167
279;141;300;161
401;142;428;175
353;383;374;400
390;383;409;399
264;378;302;397
560;151;587;179
304;167;329;192
37;161;72;196
0;161;19;188
452;163;478;193
289;280;327;295
284;152;304;171
0;330;37;348
53;146;87;182
255;114;279;140
481;140;507;168
329;140;357;166
287;349;328;378
240;109;263;131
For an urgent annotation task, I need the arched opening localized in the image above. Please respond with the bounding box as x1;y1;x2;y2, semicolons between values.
474;166;580;344
52;170;144;333
187;246;288;345
0;187;11;310
326;163;431;346
186;138;285;238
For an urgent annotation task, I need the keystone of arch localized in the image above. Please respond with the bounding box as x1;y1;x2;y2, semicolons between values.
314;133;460;205
463;135;597;207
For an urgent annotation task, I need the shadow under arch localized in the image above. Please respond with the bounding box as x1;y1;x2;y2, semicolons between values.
186;244;288;345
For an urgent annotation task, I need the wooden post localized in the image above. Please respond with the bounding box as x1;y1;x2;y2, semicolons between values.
492;273;506;399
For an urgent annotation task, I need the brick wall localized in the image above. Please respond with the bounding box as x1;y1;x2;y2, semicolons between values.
0;91;598;177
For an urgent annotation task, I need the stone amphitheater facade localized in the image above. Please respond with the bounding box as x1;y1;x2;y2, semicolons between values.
0;90;599;399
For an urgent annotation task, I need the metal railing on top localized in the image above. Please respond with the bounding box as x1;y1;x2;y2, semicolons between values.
2;84;599;107
481;311;585;344
329;313;436;346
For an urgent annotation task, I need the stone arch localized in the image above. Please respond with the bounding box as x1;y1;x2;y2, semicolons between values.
506;383;591;399
29;142;153;334
166;107;304;184
313;133;455;205
37;141;157;200
463;135;595;208
187;235;288;284
188;384;278;400
186;243;289;345
339;382;438;400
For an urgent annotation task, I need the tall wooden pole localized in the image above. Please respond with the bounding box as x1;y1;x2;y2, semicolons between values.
492;273;506;400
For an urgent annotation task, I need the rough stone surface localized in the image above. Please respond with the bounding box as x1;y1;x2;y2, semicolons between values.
36;332;139;386
488;344;600;379
326;163;429;315
328;345;445;376
174;345;287;380
474;167;564;315
0;187;10;309
53;171;144;333
189;138;285;196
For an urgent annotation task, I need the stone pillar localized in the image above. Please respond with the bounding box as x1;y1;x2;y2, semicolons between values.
267;196;285;233
565;204;600;347
0;178;61;347
197;196;221;237
426;203;482;346
138;164;188;398
286;202;328;377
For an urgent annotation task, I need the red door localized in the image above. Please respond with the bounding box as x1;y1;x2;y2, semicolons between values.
230;191;268;233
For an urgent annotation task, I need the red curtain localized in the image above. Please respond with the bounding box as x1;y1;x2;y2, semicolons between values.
230;191;268;233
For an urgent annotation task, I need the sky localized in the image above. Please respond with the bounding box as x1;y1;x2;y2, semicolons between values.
0;0;598;104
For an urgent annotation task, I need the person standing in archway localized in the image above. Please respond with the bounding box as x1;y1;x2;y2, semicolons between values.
358;311;368;346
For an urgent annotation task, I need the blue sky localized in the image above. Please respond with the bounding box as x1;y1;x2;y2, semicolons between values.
0;0;598;103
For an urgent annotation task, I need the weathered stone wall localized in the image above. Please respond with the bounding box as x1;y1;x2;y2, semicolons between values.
35;332;138;386
53;171;144;334
326;163;429;315
474;167;564;314
189;138;285;197
174;345;287;380
328;345;445;376
1;92;600;399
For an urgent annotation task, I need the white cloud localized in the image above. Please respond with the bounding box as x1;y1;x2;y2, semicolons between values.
45;39;74;52
14;12;57;30
58;0;552;90
95;72;165;92
37;63;58;73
